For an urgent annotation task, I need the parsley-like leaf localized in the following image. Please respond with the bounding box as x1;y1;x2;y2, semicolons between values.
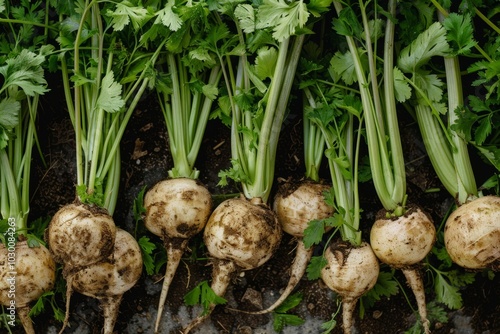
96;71;125;113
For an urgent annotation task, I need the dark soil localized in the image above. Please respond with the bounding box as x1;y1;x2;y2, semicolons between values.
10;73;500;334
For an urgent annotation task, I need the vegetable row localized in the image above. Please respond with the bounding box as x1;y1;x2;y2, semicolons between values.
0;1;499;334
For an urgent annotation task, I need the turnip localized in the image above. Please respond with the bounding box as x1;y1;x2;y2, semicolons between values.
139;8;223;332
444;195;500;270
332;1;435;331
370;207;436;331
182;196;283;333
321;242;379;333
71;228;143;334
303;35;379;331
0;47;55;332
144;178;213;334
47;2;161;331
0;240;56;334
245;87;334;315
181;0;322;331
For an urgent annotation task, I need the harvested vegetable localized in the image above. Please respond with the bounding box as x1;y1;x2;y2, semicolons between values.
45;1;157;332
0;15;54;330
181;0;326;331
331;1;435;331
139;3;222;332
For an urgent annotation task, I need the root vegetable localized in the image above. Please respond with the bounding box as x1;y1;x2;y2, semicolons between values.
46;202;116;274
444;195;500;271
370;206;436;333
247;180;333;314
0;241;56;334
320;241;379;334
69;228;143;334
182;196;282;333
143;177;212;333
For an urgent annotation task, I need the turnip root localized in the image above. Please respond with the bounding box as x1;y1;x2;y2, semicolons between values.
46;201;117;333
46;202;116;274
143;177;212;333
182;195;282;333
320;241;379;334
0;240;56;334
444;195;500;271
246;180;333;314
370;206;436;334
69;228;142;334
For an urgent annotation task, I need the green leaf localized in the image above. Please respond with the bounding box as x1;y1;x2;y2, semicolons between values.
273;313;305;332
107;1;150;31
303;219;327;249
0;49;48;96
154;0;183;31
306;255;327;280
184;281;227;315
138;236;157;275
0;97;20;129
443;13;476;55
96;71;125;113
256;0;310;41
235;4;255;33
254;46;278;80
361;270;399;310
393;67;412;103
398;22;451;73
275;292;303;313
332;6;362;37
29;291;54;317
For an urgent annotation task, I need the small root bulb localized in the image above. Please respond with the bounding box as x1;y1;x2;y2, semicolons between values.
182;196;282;333
370;206;436;334
321;241;379;334
144;178;212;239
46;202;116;273
0;241;56;334
237;180;333;314
444;195;500;270
70;228;143;334
143;178;213;333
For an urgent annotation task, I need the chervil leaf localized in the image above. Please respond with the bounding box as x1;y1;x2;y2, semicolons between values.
273;313;305;332
303;219;328;248
0;49;48;96
96;71;125;113
443;13;476;55
138;236;157;275
306;255;327;280
154;0;183;32
393;67;412;102
184;281;227;315
235;4;255;33
256;0;309;41
398;22;451;73
274;292;303;313
253;46;278;80
434;271;464;309
107;1;150;31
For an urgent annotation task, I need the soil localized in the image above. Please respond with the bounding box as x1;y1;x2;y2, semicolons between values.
10;72;500;334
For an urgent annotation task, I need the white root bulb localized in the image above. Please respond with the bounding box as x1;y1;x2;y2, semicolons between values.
241;180;333;314
46;202;116;273
143;178;213;334
273;180;333;238
71;228;143;334
321;241;379;334
445;195;500;270
204;196;282;270
370;206;436;334
370;207;436;267
0;241;56;334
182;196;282;333
143;178;213;239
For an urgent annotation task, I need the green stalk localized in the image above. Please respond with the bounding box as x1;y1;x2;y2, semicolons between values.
442;55;477;204
333;0;406;215
303;87;325;181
